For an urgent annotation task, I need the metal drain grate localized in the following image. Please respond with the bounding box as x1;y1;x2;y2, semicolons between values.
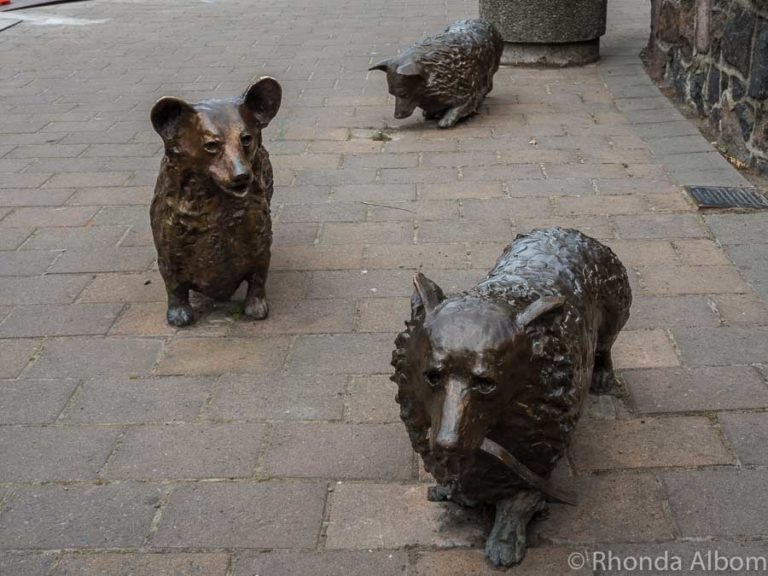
686;186;768;210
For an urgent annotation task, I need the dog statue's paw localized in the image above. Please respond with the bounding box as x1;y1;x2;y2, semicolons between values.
245;298;269;320
167;305;194;327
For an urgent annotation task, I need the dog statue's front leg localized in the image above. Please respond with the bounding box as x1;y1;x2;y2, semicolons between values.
485;489;545;567
166;285;194;327
244;258;270;320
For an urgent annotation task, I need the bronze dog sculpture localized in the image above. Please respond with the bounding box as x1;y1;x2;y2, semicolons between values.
369;19;503;128
149;78;281;326
391;228;632;567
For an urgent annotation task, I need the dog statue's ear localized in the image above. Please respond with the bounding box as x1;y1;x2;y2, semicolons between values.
516;296;566;328
395;60;422;76
411;273;445;321
242;77;282;128
150;97;195;142
368;58;390;72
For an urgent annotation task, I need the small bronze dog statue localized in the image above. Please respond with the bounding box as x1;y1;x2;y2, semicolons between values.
391;228;632;567
149;78;281;326
369;19;503;128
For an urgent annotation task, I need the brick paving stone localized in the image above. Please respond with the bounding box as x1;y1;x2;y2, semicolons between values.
556;195;646;216
0;379;78;425
279;202;366;223
0;304;123;337
0;426;119;482
605;239;678;267
0;553;58;576
54;553;231;576
333;184;415;202
288;334;394;374
625;367;768;413
320;222;413;245
79;272;166;303
414;548;591;576
705;213;768;245
235;550;408;576
49;247;155;273
638;265;750;295
90;205;148;227
156;336;289;376
366;201;459;223
532;474;674;544
663;469;768;537
229;298;355;335
673;239;732;266
271;245;363;271
103;423;265;480
612;329;680;369
357;297;410;333
308;270;414;299
366;243;468;270
20;225;130;250
325;483;486;549
109;302;177;336
712;293;768;326
27;337;163;379
625;296;719;329
153;481;326;549
0;250;58;276
418;219;513;243
0;338;40;378
207;373;345;421
572;417;732;472
273;222;319;246
418;181;505;200
613;214;708;239
264;422;412;480
673;327;768;366
0;228;33;250
0;275;91;305
62;376;213;424
463;197;552;221
1;206;98;228
0;483;163;549
346;375;400;423
719;413;768;466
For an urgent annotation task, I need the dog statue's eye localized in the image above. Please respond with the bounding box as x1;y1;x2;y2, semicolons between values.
240;134;254;147
473;376;497;395
203;141;221;154
424;370;442;389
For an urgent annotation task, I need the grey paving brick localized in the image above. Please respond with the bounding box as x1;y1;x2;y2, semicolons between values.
62;376;212;424
0;304;123;337
0;228;33;250
705;213;768;246
156;336;290;376
54;553;230;576
235;550;408;576
208;373;345;421
663;469;768;537
49;247;155;273
0;483;162;549
264;423;412;480
625;366;768;413
0;251;58;276
0;379;78;425
0;338;40;378
347;374;400;423
719;413;768;466
153;481;326;548
1;206;98;228
0;426;119;482
414;548;591;576
673;327;768;366
613;214;707;239
288;334;394;374
0;553;58;576
104;423;265;480
21;225;130;250
27;337;163;378
625;296;719;329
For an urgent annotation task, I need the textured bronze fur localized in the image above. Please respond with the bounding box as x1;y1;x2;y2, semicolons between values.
150;78;281;326
369;19;503;128
391;228;632;566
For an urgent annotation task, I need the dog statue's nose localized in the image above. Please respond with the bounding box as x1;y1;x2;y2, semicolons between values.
230;172;251;187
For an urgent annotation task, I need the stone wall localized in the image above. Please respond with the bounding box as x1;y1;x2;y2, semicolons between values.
646;0;768;174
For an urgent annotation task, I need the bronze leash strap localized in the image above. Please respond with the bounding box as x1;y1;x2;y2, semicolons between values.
480;438;577;506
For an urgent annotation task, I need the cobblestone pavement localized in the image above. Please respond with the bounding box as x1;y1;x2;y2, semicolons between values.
1;0;768;573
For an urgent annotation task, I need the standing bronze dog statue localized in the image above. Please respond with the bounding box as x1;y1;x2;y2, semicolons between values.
391;227;632;567
150;78;281;326
370;19;503;128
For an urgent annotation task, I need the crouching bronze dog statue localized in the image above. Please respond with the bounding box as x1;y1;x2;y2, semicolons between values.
391;228;632;567
370;19;503;128
150;78;281;326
